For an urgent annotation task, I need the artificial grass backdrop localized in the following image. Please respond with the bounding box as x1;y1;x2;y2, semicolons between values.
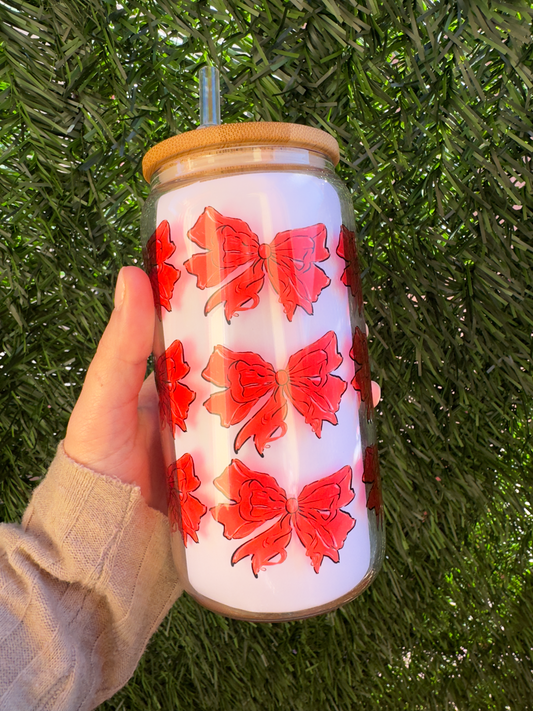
1;0;532;709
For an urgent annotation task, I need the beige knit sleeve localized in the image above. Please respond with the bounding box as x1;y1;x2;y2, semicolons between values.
0;442;183;711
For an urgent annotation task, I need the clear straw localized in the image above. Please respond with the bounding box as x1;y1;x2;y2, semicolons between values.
198;66;221;128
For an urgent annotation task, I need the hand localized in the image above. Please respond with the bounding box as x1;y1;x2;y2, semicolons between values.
64;266;382;516
64;267;167;513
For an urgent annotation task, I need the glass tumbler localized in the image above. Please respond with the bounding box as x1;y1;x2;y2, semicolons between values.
141;121;384;621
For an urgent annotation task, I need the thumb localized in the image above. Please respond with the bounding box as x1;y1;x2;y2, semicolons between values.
65;267;155;467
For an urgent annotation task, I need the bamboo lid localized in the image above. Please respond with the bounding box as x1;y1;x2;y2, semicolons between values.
142;122;340;183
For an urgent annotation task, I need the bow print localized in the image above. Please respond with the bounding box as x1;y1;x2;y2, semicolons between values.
143;220;181;318
167;454;207;545
211;459;355;576
184;207;331;323
350;326;373;417
155;340;196;434
202;331;347;456
336;225;364;316
362;445;383;526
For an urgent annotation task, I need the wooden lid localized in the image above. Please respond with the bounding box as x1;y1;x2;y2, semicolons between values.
142;122;339;182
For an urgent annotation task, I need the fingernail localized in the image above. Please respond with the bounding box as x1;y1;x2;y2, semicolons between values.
114;268;126;310
371;381;381;408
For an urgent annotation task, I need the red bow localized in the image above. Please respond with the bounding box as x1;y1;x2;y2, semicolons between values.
155;340;196;434
362;445;383;526
167;454;207;545
211;459;355;576
143;220;181;318
336;225;364;316
350;326;373;416
184;207;331;323
202;331;347;456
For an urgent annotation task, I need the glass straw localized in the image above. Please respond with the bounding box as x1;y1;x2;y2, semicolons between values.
198;66;221;128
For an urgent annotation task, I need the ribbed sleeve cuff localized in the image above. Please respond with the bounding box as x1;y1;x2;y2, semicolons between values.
0;442;183;710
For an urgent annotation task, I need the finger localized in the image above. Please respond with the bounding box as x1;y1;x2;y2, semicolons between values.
81;266;154;408
138;371;158;412
371;381;381;408
66;267;155;452
364;323;380;407
137;372;168;515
